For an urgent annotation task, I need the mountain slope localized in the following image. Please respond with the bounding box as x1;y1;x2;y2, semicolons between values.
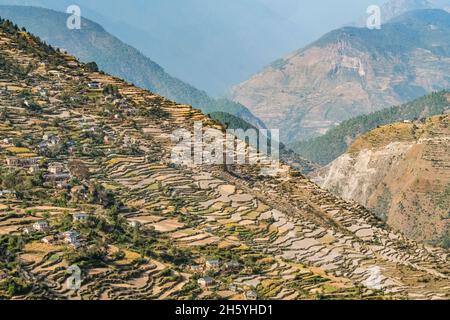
313;114;450;246
230;9;450;143
0;5;265;128
0;0;382;95
380;0;450;22
0;18;448;299
209;112;319;174
293;91;450;165
354;0;450;26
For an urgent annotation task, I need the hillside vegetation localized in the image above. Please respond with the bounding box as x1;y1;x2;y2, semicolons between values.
0;5;264;128
293;91;450;165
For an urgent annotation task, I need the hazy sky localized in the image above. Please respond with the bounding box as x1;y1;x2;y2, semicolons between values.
0;0;387;94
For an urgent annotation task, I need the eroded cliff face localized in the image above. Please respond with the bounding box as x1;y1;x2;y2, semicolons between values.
313;115;450;244
314;142;413;206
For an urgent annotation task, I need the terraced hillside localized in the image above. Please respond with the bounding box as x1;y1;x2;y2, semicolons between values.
0;5;266;130
313;115;450;247
0;19;449;300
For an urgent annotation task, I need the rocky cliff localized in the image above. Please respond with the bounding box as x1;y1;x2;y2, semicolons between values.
313;114;450;246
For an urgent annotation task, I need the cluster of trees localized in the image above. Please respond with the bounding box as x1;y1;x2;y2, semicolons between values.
0;18;62;66
102;84;121;97
0;234;31;297
0;167;43;198
0;49;27;79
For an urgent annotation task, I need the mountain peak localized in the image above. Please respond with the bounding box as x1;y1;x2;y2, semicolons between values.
231;8;450;143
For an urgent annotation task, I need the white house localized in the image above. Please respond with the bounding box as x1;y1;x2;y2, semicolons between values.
245;290;258;300
41;236;55;245
87;82;101;89
223;261;242;272
189;265;203;273
63;230;80;244
48;162;64;175
0;190;15;198
33;220;49;232
205;260;220;270
129;220;141;228
73;213;89;223
197;277;215;288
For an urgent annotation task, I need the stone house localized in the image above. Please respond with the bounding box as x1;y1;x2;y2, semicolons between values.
205;260;221;270
73;213;89;223
33;220;49;232
197;277;215;288
245;290;258;300
6;157;40;168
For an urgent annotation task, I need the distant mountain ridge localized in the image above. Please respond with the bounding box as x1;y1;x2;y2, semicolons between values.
353;0;450;26
0;5;265;128
230;9;450;144
380;0;450;24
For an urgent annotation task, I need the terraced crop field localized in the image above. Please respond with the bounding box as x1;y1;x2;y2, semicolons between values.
0;20;448;300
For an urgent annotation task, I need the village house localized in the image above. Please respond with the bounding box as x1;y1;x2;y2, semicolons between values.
223;261;242;272
39;134;61;150
22;227;33;235
62;230;81;248
6;157;40;169
244;290;258;300
73;213;89;223
197;277;215;288
0;190;16;198
41;235;56;245
48;162;64;175
48;70;62;78
39;89;47;98
205;260;221;270
70;185;88;201
33;220;49;232
1;138;13;147
42;133;59;143
44;163;71;187
189;265;203;273
29;165;40;174
67;60;78;68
